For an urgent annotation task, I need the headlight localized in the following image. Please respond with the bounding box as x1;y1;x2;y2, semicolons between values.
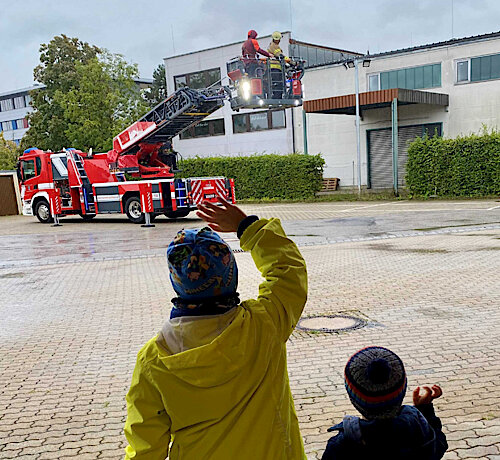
241;81;251;100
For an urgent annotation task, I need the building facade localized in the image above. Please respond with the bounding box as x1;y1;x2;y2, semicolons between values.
0;79;152;147
299;31;500;189
164;32;359;158
0;85;39;145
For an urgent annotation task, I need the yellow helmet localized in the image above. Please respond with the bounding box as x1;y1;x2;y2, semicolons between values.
272;31;282;41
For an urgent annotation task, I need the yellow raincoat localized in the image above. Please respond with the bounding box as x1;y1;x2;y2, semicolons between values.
124;218;308;459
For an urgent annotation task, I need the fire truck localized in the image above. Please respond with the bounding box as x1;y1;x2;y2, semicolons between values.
18;57;304;225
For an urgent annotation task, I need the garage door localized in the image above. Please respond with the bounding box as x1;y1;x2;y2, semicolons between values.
368;123;441;189
0;175;19;216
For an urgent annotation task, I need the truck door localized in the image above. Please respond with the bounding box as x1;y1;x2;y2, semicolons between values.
20;157;41;197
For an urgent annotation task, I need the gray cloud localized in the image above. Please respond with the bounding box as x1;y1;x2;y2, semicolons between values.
1;0;499;92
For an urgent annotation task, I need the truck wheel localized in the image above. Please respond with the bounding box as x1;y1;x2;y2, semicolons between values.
34;199;54;224
164;209;190;219
125;196;145;224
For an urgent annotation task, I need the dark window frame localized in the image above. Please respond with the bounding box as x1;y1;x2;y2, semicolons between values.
377;63;442;91
174;67;221;90
180;118;225;139
232;109;286;134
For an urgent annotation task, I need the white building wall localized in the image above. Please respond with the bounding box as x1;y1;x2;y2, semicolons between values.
297;36;500;186
164;33;295;157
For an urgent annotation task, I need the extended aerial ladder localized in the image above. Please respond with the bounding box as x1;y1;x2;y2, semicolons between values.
108;86;229;177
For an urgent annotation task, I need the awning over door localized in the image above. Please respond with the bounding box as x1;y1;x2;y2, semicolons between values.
304;88;449;115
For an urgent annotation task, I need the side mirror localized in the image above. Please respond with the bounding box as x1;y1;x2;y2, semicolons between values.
16;161;22;182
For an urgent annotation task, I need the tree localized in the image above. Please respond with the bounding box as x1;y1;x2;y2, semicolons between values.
22;35;101;151
22;35;149;153
144;64;167;107
58;58;115;151
58;54;148;151
0;134;20;170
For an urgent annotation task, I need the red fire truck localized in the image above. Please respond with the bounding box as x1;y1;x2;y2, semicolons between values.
18;87;235;224
18;56;304;225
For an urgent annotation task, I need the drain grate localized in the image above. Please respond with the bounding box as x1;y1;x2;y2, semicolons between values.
297;315;365;333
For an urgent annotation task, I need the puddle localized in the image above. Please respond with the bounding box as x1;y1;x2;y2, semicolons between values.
0;272;25;279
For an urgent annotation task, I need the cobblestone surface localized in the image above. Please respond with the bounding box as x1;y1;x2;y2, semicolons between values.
0;201;499;459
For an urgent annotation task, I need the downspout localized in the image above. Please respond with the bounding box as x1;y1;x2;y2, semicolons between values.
302;109;308;155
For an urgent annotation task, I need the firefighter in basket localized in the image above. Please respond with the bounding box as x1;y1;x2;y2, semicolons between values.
242;29;273;78
267;31;293;99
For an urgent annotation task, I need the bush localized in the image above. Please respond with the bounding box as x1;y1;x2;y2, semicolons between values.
177;153;325;200
406;129;500;197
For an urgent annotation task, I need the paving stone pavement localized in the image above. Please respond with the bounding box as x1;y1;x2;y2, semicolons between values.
0;211;499;458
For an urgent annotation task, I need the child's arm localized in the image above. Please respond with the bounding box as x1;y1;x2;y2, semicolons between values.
124;351;171;459
197;199;308;342
413;385;448;458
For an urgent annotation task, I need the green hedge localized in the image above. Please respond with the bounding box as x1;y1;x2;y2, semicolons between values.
177;153;325;200
406;130;500;197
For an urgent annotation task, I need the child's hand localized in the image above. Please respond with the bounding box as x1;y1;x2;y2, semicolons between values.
413;385;443;406
196;197;247;233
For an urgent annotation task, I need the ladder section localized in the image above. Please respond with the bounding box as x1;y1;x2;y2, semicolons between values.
70;151;95;213
136;88;226;147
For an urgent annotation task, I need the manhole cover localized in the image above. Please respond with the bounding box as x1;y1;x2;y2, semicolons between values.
297;315;365;333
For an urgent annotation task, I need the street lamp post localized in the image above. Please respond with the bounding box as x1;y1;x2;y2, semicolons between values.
354;59;361;195
345;57;370;195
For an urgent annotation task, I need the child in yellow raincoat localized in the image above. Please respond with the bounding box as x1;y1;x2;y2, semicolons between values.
124;197;308;459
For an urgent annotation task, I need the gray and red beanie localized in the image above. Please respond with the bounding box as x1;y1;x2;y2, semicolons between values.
344;346;407;420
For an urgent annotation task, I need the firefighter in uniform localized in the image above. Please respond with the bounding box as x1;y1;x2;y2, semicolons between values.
267;31;291;99
242;30;272;78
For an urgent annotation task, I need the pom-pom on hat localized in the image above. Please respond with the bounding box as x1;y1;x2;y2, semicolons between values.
167;227;238;301
344;346;407;420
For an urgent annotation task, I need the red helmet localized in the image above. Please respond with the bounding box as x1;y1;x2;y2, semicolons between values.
247;30;258;39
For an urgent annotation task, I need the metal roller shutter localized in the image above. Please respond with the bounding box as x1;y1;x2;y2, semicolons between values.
397;125;422;186
368;129;393;189
368;123;441;189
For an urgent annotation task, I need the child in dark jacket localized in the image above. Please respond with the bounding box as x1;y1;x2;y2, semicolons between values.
322;346;448;460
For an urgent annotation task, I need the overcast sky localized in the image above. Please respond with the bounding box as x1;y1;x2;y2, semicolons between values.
1;0;499;93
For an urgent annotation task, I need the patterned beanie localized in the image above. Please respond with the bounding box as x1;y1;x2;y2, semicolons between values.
344;346;407;420
167;227;238;302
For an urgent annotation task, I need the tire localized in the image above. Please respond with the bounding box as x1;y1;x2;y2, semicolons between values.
34;199;53;224
164;209;190;219
79;213;96;221
124;196;145;224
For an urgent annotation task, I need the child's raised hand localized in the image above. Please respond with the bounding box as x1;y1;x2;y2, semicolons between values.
413;385;443;406
196;197;247;233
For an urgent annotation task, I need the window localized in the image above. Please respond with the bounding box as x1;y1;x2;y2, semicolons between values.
1;121;13;131
423;123;442;138
14;119;27;130
13;96;25;109
471;53;500;82
0;98;14;112
180;118;225;139
368;74;380;91
289;43;346;68
25;94;31;106
457;60;469;82
22;160;36;180
377;63;441;90
232;109;286;133
174;68;221;90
